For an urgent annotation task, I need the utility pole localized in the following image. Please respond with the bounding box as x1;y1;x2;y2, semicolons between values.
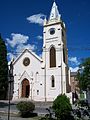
8;62;13;120
44;46;46;102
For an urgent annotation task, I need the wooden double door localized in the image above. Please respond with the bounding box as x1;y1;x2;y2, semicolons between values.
21;79;30;98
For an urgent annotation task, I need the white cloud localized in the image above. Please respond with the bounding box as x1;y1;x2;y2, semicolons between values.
16;44;36;53
70;67;79;72
69;57;80;65
6;33;29;47
7;44;36;62
6;33;37;62
27;13;46;26
36;35;43;40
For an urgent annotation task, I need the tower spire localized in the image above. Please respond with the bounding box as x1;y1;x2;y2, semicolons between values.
49;1;61;21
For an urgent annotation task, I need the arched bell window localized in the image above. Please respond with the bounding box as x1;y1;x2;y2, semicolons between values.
50;46;56;68
51;75;55;87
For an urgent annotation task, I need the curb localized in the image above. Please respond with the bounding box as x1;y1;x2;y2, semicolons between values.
0;111;19;117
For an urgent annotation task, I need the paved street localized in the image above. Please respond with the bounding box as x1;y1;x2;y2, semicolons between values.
0;100;51;114
0;101;90;120
0;115;39;120
0;100;52;120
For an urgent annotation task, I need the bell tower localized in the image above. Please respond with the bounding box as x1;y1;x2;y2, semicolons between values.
43;1;69;101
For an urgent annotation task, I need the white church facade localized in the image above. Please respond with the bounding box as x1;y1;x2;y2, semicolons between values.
12;2;72;102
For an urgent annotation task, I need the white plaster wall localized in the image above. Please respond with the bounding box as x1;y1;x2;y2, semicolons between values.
43;21;66;101
66;92;72;104
13;50;45;101
46;68;62;101
62;62;67;93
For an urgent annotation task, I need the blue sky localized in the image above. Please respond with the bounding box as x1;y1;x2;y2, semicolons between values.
0;0;90;72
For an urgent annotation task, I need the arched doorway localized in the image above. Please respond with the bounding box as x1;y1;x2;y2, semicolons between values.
21;79;30;98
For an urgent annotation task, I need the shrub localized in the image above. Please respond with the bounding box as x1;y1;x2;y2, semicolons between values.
52;94;73;120
78;100;88;107
16;101;35;117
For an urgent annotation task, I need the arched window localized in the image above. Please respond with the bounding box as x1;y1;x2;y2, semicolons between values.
51;75;55;87
50;46;56;68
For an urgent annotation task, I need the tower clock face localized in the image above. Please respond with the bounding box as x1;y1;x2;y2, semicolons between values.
23;57;30;66
49;28;55;35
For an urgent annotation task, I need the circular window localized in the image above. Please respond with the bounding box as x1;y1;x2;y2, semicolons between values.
23;57;30;66
49;28;55;35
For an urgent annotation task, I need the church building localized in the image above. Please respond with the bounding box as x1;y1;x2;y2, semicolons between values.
12;1;72;102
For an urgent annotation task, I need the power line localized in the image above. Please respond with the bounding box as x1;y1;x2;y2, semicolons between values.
0;74;71;77
7;47;90;54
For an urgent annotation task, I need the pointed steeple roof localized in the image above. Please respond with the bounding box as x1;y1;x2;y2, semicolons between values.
49;1;61;21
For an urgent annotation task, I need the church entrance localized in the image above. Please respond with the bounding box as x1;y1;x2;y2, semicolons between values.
21;79;30;98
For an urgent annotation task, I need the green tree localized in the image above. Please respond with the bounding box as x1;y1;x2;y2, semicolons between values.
52;94;72;120
0;34;8;99
77;58;90;91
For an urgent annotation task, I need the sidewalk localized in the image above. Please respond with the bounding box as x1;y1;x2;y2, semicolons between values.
0;115;39;120
0;100;18;115
0;100;40;120
0;100;52;116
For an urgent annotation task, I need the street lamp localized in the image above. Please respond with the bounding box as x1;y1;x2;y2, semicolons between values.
8;61;14;120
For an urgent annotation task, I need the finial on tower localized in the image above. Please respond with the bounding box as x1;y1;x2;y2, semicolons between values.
44;17;47;25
